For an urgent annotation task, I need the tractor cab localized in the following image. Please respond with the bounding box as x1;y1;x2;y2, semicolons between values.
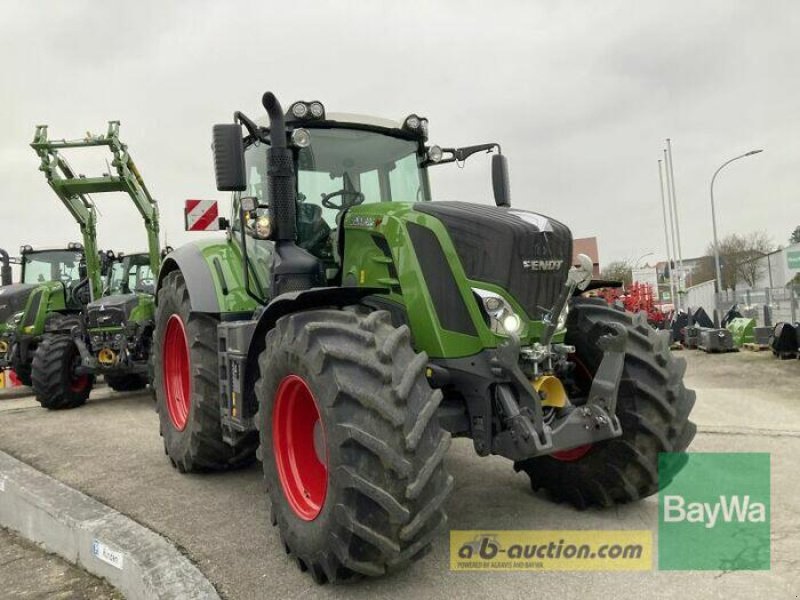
20;245;88;308
234;113;435;287
106;252;156;296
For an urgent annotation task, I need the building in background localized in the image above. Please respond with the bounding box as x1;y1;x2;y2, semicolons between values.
749;243;800;289
573;237;600;276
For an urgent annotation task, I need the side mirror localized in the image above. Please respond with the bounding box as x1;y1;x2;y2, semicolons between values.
212;124;246;192
491;153;511;207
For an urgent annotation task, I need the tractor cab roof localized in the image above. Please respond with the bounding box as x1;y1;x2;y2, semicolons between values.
253;109;427;143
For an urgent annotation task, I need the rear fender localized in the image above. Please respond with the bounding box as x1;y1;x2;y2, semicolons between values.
156;241;258;315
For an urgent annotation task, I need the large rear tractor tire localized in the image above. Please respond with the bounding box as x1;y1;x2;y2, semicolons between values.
256;309;453;584
514;297;696;509
31;334;94;410
153;270;257;472
106;373;148;392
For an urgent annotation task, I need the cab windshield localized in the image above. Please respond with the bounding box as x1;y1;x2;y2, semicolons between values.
242;128;428;229
22;250;84;285
108;255;154;295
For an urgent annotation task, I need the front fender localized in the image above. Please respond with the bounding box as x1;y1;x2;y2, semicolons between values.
244;286;386;388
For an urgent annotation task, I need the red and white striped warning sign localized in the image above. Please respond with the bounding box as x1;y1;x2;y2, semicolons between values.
184;200;221;231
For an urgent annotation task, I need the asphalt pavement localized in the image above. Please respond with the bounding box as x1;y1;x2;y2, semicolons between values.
0;351;798;600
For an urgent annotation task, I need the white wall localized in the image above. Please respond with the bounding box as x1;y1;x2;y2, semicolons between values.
753;243;800;289
685;279;716;313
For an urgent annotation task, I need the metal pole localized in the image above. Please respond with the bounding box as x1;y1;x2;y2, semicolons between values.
665;139;685;311
658;160;677;312
767;253;773;288
710;149;764;297
663;149;681;312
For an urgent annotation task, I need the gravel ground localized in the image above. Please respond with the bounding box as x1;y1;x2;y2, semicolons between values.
0;526;123;600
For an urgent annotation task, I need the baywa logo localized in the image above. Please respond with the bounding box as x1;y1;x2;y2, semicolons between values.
658;452;770;570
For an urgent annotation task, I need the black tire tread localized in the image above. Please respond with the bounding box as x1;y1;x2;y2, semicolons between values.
154;270;257;472
256;308;452;583
31;333;92;410
514;297;696;509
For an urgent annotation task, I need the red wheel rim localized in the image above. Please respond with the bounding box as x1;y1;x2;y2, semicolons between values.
272;375;328;521
68;344;89;392
551;354;595;461
552;444;593;462
163;314;191;431
70;375;89;392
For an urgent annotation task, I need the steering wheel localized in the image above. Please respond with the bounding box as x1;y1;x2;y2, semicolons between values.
320;189;365;210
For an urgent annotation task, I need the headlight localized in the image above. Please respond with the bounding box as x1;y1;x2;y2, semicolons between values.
472;288;523;336
7;311;24;327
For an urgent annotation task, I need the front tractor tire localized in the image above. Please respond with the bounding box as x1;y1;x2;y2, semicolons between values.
514;297;697;509
256;309;453;584
153;270;256;472
31;334;94;410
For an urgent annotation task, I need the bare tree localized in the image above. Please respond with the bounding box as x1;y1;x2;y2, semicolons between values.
706;231;775;290
737;231;774;287
601;260;633;286
791;225;800;245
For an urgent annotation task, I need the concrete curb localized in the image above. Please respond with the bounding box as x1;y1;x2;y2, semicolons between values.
0;450;220;600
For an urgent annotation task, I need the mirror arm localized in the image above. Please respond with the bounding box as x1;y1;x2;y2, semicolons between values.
429;143;501;166
234;111;260;139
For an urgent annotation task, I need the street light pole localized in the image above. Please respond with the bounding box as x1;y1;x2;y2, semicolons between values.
665;139;685;310
658;159;678;311
663;149;681;311
710;149;764;299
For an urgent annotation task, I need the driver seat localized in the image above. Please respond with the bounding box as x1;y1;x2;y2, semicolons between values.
296;202;331;259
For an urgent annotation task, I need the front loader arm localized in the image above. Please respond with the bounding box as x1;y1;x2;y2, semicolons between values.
31;122;162;301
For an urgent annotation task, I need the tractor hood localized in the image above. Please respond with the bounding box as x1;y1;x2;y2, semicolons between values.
86;294;139;328
0;283;38;324
413;202;573;321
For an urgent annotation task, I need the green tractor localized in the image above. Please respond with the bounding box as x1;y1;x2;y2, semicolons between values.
0;244;92;386
153;92;696;583
27;122;161;408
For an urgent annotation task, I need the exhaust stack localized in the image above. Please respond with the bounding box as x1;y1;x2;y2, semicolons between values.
0;249;11;286
262;92;297;243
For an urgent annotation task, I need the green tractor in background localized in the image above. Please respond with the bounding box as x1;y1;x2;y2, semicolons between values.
26;122;162;408
153;92;696;583
0;244;94;386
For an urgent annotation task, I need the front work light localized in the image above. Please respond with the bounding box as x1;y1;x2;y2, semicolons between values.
288;100;326;121
427;145;443;163
291;102;308;118
291;128;311;148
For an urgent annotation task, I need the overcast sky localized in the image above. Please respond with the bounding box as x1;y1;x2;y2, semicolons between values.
1;1;798;268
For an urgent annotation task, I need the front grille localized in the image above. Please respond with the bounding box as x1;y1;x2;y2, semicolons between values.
88;307;126;328
414;202;573;320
